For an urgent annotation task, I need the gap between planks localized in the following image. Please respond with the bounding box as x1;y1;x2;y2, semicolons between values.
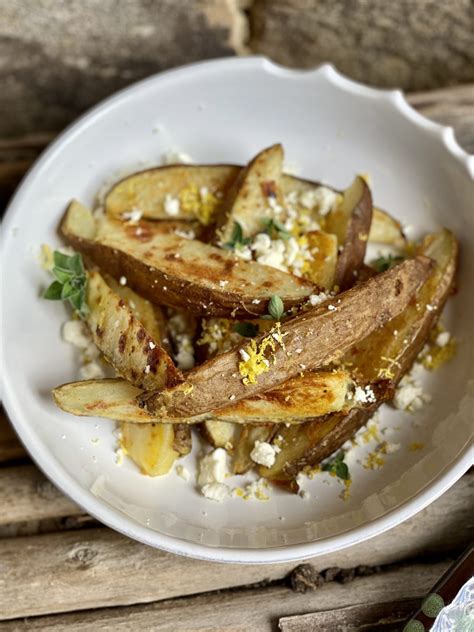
0;472;471;620
0;561;451;630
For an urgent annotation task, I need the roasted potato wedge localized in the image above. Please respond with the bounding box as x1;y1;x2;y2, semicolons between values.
103;164;405;247
62;201;315;318
325;176;372;290
233;424;277;475
260;229;458;489
200;420;241;451
85;270;182;391
214;144;284;243
53;370;354;425
303;231;338;290
120;422;179;476
142;257;432;419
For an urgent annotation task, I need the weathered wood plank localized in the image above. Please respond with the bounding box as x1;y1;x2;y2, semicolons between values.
0;562;449;629
0;409;25;463
251;0;474;92
0;0;247;138
278;599;419;631
0;474;471;619
0;465;81;525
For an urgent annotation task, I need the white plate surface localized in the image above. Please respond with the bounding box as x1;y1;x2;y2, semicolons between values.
1;57;473;564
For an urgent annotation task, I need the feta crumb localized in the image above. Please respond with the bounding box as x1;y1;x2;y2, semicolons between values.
426;304;435;312
250;441;277;468
393;369;431;412
174;227;196;240
219;280;229;287
354;385;377;404
239;349;251;362
300;186;340;216
252;299;261;305
198;448;229;487
243;478;270;501
229;394;236;401
119;276;127;286
234;245;252;261
201;483;229;502
164;194;181;217
327;304;337;311
121;208;142;223
436;331;450;347
149;341;156;349
309;292;329;306
162;150;193;165
144;365;151;374
176;464;191;481
62;320;91;349
79;361;105;380
295;348;303;354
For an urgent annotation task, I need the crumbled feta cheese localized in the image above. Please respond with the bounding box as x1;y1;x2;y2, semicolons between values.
162;150;193;165
176;464;191;481
327;304;337;311
197;448;229;487
164;194;180;217
300;186;340;216
393;369;431;412
119;276;127;286
219;280;229;287
234;245;252;261
168;313;195;370
121;208;142;223
309;292;329;306
243;478;270;501
62;320;91;349
149;341;156;349
201;483;229;502
354;385;377;404
252;233;288;271
436;331;450;347
144;365;151;374
250;441;277;468
79;361;105;380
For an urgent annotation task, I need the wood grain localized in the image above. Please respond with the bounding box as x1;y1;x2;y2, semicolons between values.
0;465;81;525
278;599;420;631
0;409;25;463
0;474;471;619
0;561;450;629
250;0;474;91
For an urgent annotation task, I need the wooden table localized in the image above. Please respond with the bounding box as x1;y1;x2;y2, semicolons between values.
0;84;473;630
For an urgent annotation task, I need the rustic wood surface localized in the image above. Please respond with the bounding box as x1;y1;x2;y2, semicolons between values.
1;82;472;628
250;0;474;91
0;562;452;630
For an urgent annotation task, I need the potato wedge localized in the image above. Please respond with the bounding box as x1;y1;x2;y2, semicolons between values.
53;370;354;425
260;229;458;488
303;231;338;290
62;201;315;318
120;422;179;476
325;176;372;290
233;424;277;475
106;164;239;223
103;163;404;246
142;257;432;419
214;144;284;243
200;420;241;451
85;270;182;391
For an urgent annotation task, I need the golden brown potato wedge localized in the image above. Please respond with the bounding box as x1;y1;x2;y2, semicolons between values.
62;200;315;318
260;229;458;489
303;231;338;290
325;176;373;290
200;420;241;451
53;370;354;425
120;422;179;476
142;257;432;419
214;144;285;243
103;164;405;246
85;270;182;391
232;424;277;475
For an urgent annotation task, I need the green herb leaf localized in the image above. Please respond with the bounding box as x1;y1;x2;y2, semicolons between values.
321;452;351;481
224;221;252;250
261;218;291;241
43;250;88;317
268;295;284;321
234;322;259;338
371;254;404;273
43;281;63;300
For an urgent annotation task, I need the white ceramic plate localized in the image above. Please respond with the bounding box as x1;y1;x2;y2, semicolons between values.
1;58;473;564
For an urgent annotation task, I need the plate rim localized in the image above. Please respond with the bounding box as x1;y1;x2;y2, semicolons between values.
1;56;473;564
